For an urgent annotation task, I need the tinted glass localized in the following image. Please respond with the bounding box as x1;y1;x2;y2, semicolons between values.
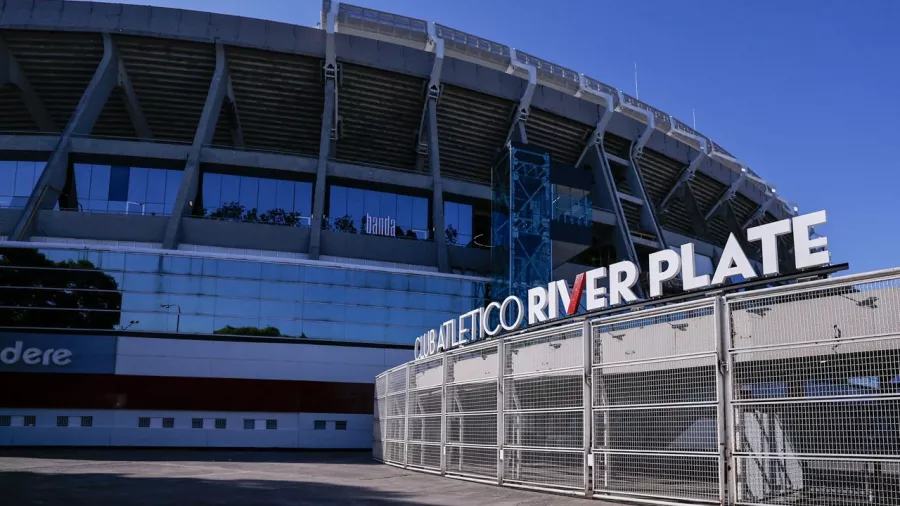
0;161;45;208
72;164;183;215
328;185;430;239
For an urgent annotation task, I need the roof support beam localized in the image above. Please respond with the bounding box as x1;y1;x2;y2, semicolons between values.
742;192;777;229
505;49;536;144
111;37;152;140
657;137;708;214
573;83;644;298
163;41;232;249
680;182;710;240
308;0;339;260
10;32;120;241
0;36;56;132
224;78;244;148
704;167;748;221
415;22;443;170
621;104;666;249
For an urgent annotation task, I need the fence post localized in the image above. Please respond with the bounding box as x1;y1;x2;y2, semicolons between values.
441;354;447;476
582;318;593;498
716;295;737;505
497;339;505;486
404;363;410;469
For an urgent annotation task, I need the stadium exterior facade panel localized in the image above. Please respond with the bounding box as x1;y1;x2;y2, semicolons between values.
0;0;800;448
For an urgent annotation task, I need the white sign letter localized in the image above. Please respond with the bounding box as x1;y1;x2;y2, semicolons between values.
648;249;681;298
747;218;792;275
712;234;758;285
793;210;829;269
585;267;608;310
609;261;638;306
681;243;711;291
528;286;549;324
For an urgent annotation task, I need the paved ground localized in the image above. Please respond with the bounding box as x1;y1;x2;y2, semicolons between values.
0;448;617;506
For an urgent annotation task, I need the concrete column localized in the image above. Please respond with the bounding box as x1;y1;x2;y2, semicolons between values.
427;99;450;273
10;33;119;241
307;77;335;260
162;42;231;249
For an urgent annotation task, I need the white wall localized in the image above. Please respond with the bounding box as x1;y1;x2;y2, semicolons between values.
0;408;373;449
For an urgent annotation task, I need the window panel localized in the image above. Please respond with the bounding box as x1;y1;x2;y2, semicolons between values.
215;297;261;319
127;167;148;203
219;174;240;205
146;169;168;205
258;300;296;319
216;278;261;298
13;162;35;197
125;253;160;272
165;171;182;213
275;179;293;212
239;176;259;211
303;320;344;341
88;165;110;201
329;185;347;218
258;178;277;212
261;263;300;282
202;173;222;213
412;197;428;232
261;281;303;302
294;182;312;215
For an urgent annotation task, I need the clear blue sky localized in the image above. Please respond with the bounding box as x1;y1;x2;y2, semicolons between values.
93;0;900;274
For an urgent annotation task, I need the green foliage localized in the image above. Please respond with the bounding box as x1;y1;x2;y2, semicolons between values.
213;325;283;337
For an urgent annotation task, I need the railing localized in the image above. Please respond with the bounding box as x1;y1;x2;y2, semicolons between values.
375;268;900;505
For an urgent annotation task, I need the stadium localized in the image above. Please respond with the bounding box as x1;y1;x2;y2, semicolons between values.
0;0;818;454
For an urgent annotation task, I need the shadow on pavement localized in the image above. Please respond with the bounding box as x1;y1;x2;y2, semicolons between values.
0;447;378;464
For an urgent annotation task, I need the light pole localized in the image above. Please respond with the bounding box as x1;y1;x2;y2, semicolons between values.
122;320;139;330
160;304;181;333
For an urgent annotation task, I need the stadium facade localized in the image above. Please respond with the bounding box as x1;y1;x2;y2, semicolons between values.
0;0;807;449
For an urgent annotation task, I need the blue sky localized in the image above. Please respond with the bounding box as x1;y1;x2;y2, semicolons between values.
95;0;900;274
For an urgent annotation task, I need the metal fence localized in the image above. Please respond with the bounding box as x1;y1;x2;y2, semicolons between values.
374;268;900;505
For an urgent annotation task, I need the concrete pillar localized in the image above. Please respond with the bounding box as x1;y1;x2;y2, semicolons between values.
10;33;119;241
307;77;335;260
162;42;231;249
428;99;450;273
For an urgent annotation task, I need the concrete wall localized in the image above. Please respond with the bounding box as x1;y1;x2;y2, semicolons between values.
34;211;168;243
179;217;311;254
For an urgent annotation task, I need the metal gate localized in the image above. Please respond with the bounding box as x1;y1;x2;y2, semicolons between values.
592;300;723;504
373;268;900;505
726;271;900;505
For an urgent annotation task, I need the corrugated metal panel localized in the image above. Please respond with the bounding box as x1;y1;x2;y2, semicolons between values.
603;133;630;160
227;47;324;156
524;108;591;166
2;30;104;132
437;84;514;185
335;63;425;171
92;88;137;139
116;35;216;144
0;84;39;132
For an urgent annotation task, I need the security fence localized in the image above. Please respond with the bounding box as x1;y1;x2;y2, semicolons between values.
374;268;900;505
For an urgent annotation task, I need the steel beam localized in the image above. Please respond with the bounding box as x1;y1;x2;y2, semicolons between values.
162;41;231;249
657;137;708;214
0;36;56;132
111;37;152;140
742;191;777;229
415;22;443;163
10;33;120;241
308;1;339;260
705;167;748;221
505;48;536;144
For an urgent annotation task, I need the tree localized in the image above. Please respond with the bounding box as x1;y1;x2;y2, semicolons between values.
214;325;283;337
209;202;245;221
332;214;357;233
445;224;458;246
0;248;123;330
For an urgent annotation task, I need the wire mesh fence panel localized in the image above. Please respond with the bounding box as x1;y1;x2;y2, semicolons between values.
593;453;720;503
376;375;387;398
504;324;583;376
727;272;900;506
504;409;582;449
407;442;442;471
407;416;442;443
445;445;498;480
734;457;900;506
591;301;720;503
385;392;407;418
593;355;718;407
503;449;584;490
445;381;497;413
387;367;407;394
728;276;900;350
446;414;497;446
504;369;583;411
384;440;406;465
384;417;406;441
409;356;444;390
446;342;499;383
409;387;442;415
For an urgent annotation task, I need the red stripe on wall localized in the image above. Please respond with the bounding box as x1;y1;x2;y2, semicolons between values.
0;373;374;414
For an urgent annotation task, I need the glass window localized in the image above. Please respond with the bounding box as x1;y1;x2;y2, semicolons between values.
201;171;312;226
1;161;46;208
71;164;182;215
328;185;430;239
444;201;473;247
